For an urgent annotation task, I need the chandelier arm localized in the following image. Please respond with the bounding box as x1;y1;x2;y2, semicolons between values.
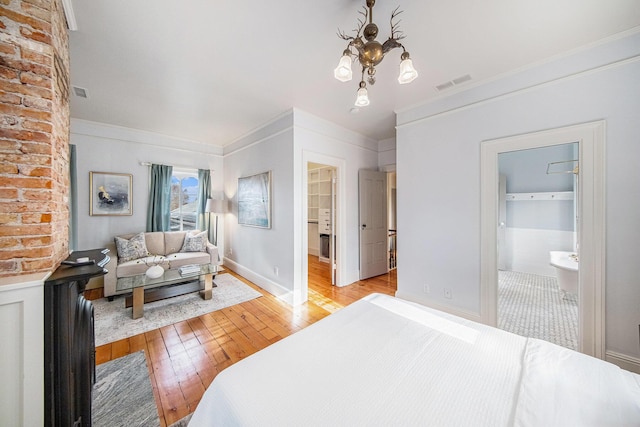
389;7;406;41
356;6;368;36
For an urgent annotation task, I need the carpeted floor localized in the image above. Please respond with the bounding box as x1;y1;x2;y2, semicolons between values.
93;273;262;346
498;270;578;350
93;351;159;427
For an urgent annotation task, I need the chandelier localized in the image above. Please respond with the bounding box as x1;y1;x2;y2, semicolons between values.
334;0;418;107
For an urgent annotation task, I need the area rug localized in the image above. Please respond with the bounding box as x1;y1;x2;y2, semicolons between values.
93;273;262;346
93;351;159;427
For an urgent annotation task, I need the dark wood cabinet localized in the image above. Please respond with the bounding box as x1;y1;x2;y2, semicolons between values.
44;249;108;427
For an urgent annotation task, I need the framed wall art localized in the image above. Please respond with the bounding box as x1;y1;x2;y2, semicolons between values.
89;171;133;216
238;171;271;228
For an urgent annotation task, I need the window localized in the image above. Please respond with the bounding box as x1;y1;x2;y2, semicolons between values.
170;169;199;231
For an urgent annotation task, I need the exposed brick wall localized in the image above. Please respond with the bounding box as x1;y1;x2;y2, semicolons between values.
0;0;70;276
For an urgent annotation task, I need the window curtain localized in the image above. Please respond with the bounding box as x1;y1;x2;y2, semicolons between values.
146;164;173;232
196;168;211;233
69;144;78;251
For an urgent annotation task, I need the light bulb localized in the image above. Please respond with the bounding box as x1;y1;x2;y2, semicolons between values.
334;54;353;82
354;86;370;107
398;58;418;84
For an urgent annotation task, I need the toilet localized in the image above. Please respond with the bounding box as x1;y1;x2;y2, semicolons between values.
549;251;578;295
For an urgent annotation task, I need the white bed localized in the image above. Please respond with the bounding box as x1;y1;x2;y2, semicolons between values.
189;293;640;426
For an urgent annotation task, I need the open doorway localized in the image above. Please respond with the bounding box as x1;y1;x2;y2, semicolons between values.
307;162;336;290
299;152;346;307
480;121;605;358
497;143;579;350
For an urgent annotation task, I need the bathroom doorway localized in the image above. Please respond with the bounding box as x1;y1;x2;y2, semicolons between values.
497;143;579;350
480;121;605;358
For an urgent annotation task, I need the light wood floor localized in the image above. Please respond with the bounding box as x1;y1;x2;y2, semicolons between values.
87;256;397;426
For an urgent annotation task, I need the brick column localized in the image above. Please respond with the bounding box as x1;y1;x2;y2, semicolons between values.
0;0;70;276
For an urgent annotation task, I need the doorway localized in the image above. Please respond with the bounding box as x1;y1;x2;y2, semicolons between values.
497;143;579;350
307;162;336;289
300;152;346;306
480;121;605;358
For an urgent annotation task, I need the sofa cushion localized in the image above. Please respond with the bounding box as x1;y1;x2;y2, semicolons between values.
181;230;208;252
170;252;211;268
164;231;187;255
117;258;155;277
114;232;148;263
144;232;165;256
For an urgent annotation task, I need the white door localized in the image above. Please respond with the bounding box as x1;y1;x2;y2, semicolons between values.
359;169;388;280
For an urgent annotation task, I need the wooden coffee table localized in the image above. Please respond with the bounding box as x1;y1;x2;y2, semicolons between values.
115;264;218;319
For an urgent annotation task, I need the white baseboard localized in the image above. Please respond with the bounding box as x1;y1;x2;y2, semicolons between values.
222;258;294;305
606;351;640;374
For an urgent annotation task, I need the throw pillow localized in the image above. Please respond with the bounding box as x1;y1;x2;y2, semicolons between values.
115;232;148;263
180;230;208;252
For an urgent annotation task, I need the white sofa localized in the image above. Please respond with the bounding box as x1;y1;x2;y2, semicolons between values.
103;230;219;299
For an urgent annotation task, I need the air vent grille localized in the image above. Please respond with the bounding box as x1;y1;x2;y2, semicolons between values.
72;86;88;98
435;74;472;92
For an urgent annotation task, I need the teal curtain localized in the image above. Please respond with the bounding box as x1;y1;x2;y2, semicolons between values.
197;168;211;232
69;144;78;251
146;164;173;231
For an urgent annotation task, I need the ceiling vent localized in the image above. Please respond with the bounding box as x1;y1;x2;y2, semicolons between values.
435;74;472;92
72;86;88;98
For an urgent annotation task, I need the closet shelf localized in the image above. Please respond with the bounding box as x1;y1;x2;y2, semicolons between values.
506;191;574;201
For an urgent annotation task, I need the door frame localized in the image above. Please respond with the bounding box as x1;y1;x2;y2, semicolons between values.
480;121;605;358
301;151;347;302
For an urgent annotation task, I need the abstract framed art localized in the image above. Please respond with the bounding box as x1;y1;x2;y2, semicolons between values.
238;171;271;228
89;171;133;216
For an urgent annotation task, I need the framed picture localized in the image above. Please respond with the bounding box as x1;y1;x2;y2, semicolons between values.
238;171;271;228
89;171;133;216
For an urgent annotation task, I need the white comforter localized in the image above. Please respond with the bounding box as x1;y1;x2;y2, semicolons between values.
189;293;640;426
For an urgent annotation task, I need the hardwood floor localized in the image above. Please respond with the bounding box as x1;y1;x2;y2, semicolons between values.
87;255;397;426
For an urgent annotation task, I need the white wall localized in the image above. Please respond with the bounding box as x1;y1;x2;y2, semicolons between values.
506;228;574;276
221;109;378;304
395;31;640;361
378;137;396;169
294;109;379;287
71;119;224;257
500;144;577;274
222;113;296;302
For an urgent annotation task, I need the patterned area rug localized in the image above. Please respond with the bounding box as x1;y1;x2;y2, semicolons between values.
498;270;578;350
93;273;262;346
93;351;158;427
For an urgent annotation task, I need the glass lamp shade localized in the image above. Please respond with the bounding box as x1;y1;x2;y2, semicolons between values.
334;55;353;82
354;87;370;107
398;58;418;84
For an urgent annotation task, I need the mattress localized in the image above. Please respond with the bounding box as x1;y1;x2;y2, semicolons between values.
189;293;640;426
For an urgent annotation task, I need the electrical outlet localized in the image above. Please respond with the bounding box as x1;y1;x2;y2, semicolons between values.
444;288;452;299
274;267;279;277
423;284;430;293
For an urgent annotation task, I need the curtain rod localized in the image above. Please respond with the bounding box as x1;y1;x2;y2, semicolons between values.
139;161;214;172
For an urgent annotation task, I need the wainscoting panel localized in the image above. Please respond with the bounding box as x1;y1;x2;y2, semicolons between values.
0;273;46;427
504;228;575;276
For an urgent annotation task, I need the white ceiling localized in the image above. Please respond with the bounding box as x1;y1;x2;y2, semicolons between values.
68;0;640;146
